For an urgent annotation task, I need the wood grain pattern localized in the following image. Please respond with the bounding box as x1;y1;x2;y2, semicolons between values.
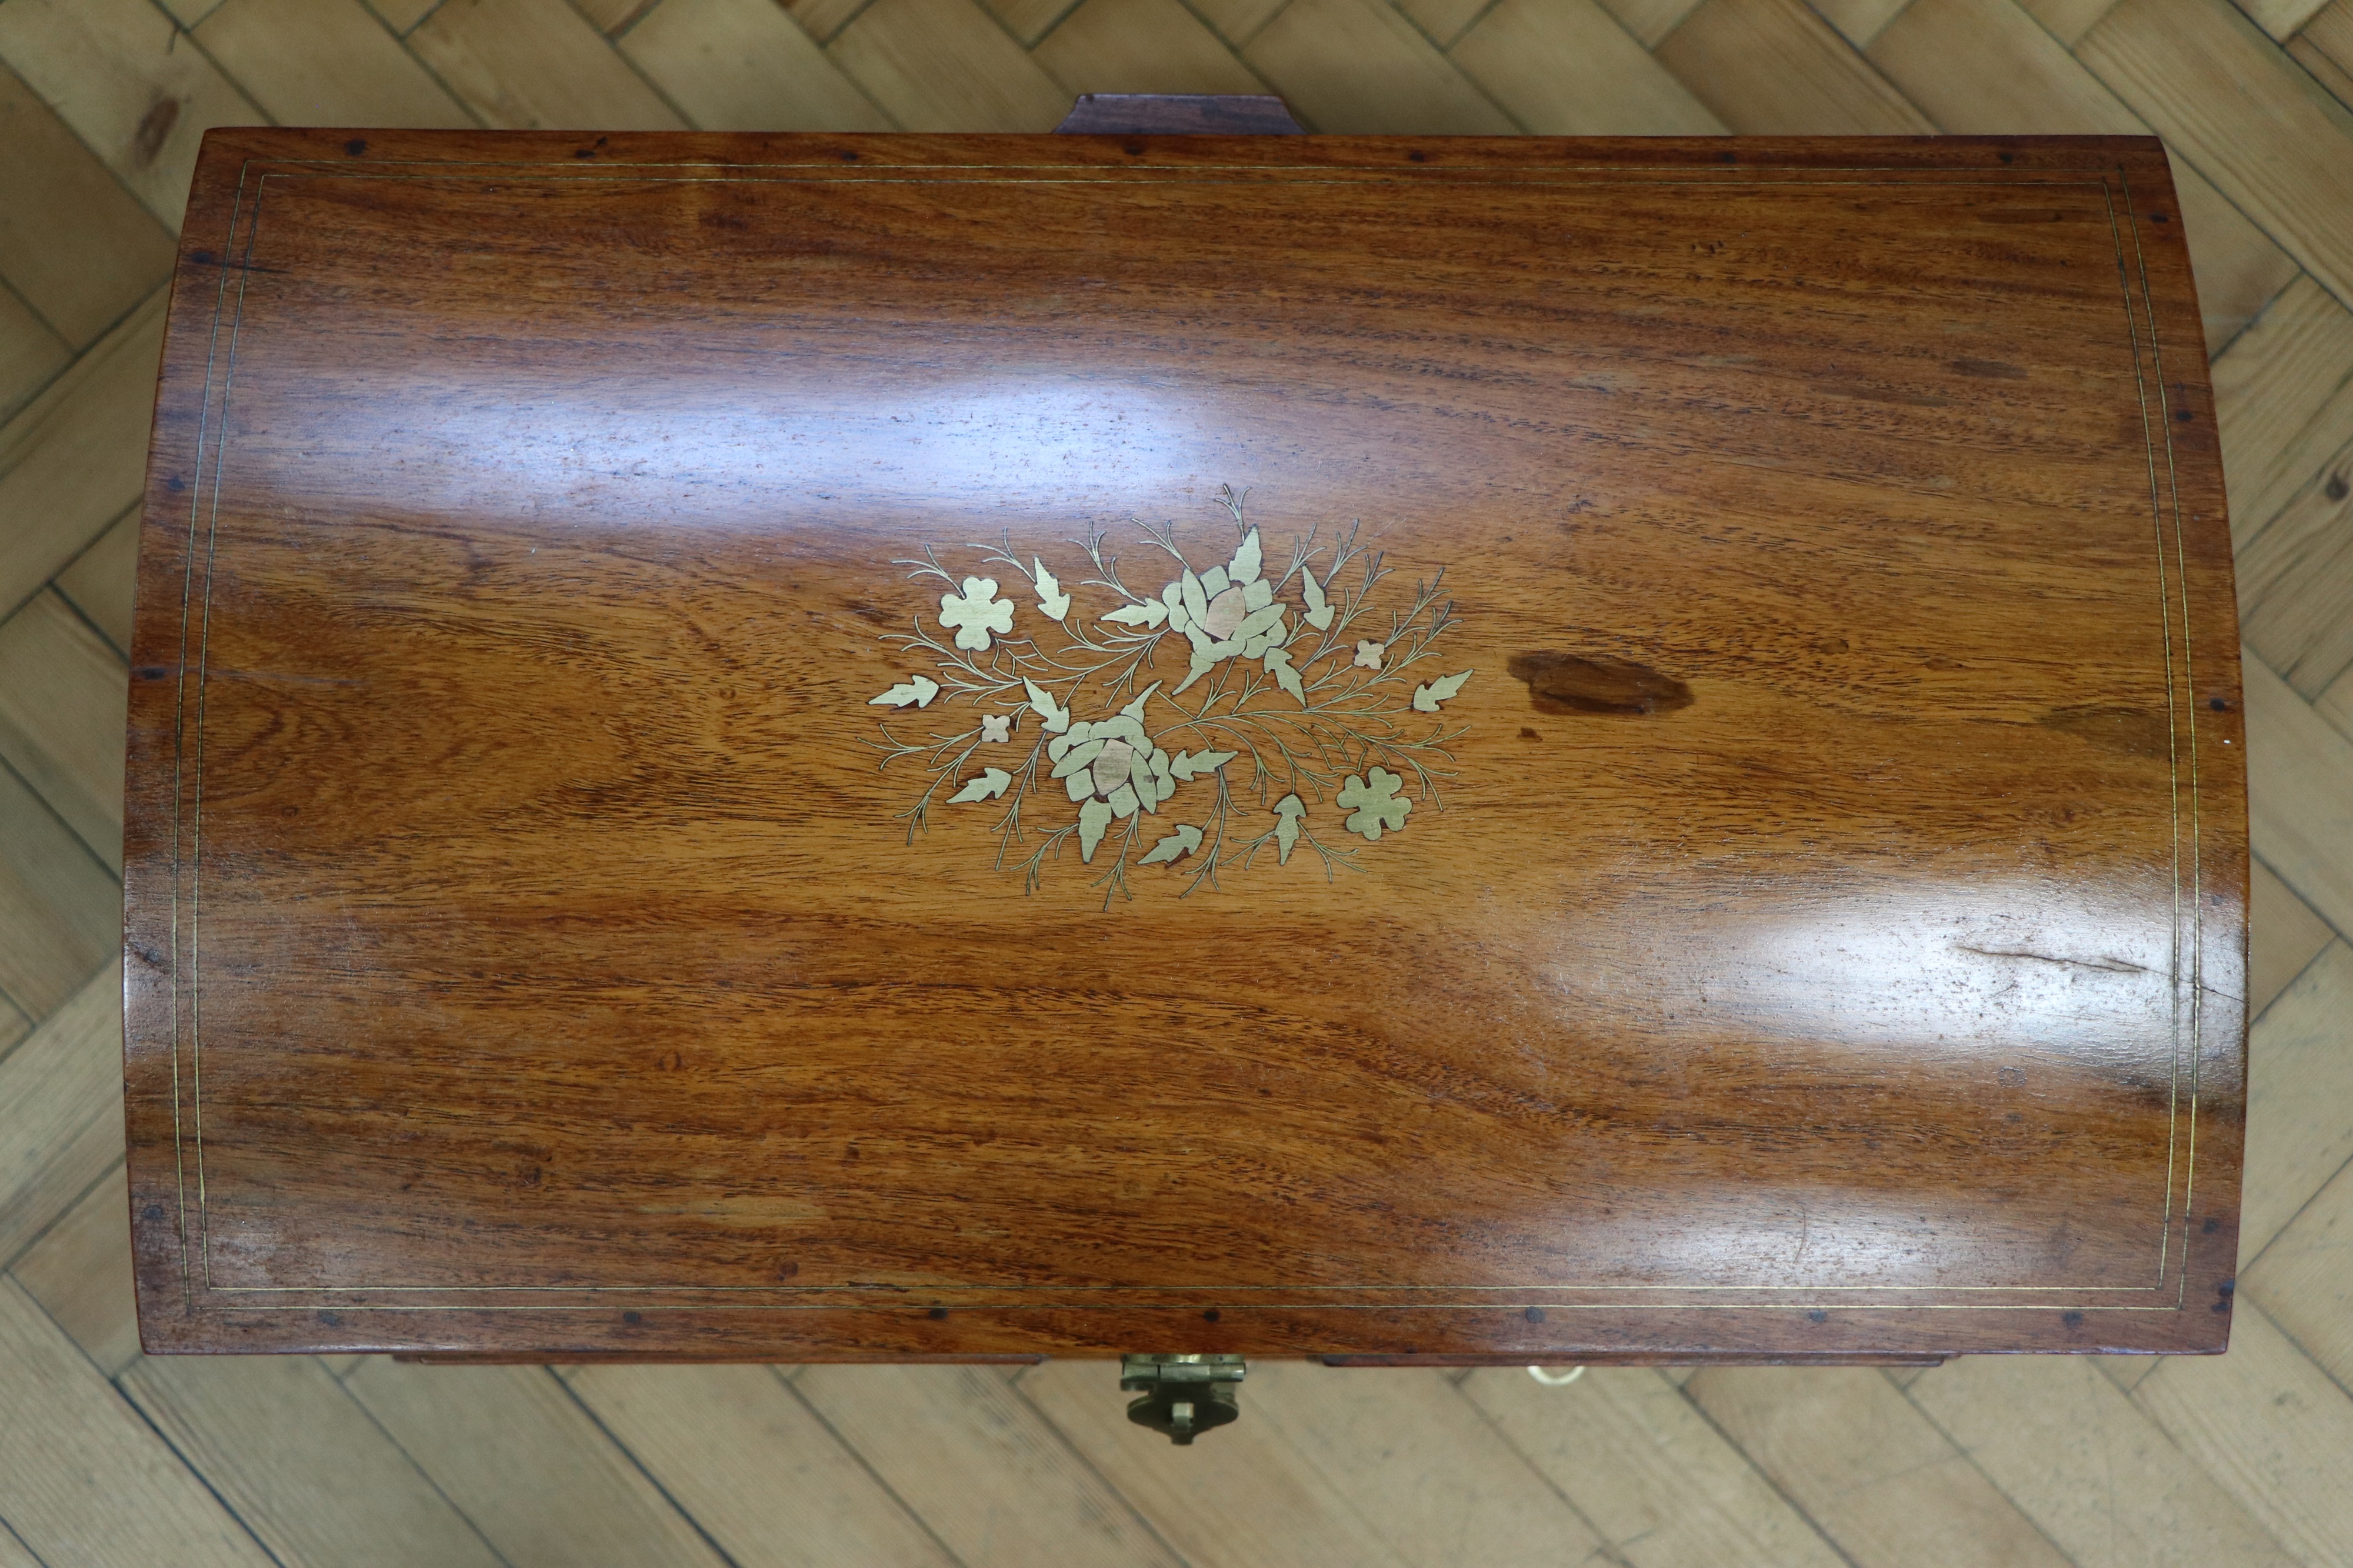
125;128;2242;1365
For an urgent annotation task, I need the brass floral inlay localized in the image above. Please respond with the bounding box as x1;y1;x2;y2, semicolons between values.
868;488;1471;905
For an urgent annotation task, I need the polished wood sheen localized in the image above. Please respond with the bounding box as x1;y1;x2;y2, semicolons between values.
126;129;2245;1363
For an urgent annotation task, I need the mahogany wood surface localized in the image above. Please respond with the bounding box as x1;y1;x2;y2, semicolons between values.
125;129;2244;1363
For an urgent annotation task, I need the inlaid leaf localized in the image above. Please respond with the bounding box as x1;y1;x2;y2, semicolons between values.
1138;823;1204;865
1119;683;1161;723
1050;737;1108;779
1411;670;1474;712
1032;557;1071;621
1233;602;1285;643
1264;646;1305;703
1170;749;1235;780
1024;678;1071;734
1301;569;1334;630
946;768;1012;803
1103;600;1167;629
1077;798;1114;861
1273;793;1305;864
869;675;941;708
1174;645;1218;695
1229;527;1262;584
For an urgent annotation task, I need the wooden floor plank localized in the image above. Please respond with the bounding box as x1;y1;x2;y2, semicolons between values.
1904;1356;2299;1568
1685;1365;2072;1568
978;0;1081;48
2243;1155;2353;1392
8;1160;141;1377
2075;0;2353;311
2244;0;2332;39
1449;0;1728;134
51;506;138;658
794;1363;1183;1568
2132;1301;2353;1568
0;41;185;343
2291;33;2353;112
1187;0;1291;49
2237;430;2353;699
621;0;894;131
0;1522;40;1568
2293;1;2353;108
1241;1362;1616;1567
0;960;123;1272
0;770;116;1029
784;0;884;46
345;1359;728;1568
0;290;167;625
2251;857;2337;1017
0;0;267;232
2245;655;2353;942
1595;0;1709;47
1018;1357;1414;1568
1397;0;1492;51
1862;0;2298;354
1032;0;1272;98
0;1277;274;1568
1809;0;1908;51
2209;275;2353;545
0;590;128;873
0;285;69;427
1461;1366;1847;1568
408;0;688;129
1654;0;1936;134
2321;661;2353;743
561;1363;956;1568
2237;940;2353;1267
122;1355;511;1568
192;0;478;126
828;0;1072;131
1242;0;1517;133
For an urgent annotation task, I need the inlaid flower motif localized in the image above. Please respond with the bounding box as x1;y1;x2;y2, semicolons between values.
939;576;1015;651
1337;766;1412;840
1152;528;1299;696
1049;712;1178;861
871;487;1471;905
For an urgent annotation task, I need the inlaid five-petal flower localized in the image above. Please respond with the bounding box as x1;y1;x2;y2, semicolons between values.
939;576;1015;651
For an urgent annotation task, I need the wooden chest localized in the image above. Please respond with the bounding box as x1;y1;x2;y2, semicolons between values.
126;128;2245;1374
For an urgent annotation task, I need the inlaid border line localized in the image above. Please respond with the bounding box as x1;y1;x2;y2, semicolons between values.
167;161;2201;1312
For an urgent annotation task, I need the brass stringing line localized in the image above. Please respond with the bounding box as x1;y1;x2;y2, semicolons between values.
166;156;255;1309
192;169;272;1289
2101;180;2191;1295
244;152;2131;178
2119;166;2205;1306
214;1300;2204;1314
211;1280;2174;1294
181;162;2186;1313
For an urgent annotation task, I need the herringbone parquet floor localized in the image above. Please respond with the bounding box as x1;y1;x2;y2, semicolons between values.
3;0;2352;1563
